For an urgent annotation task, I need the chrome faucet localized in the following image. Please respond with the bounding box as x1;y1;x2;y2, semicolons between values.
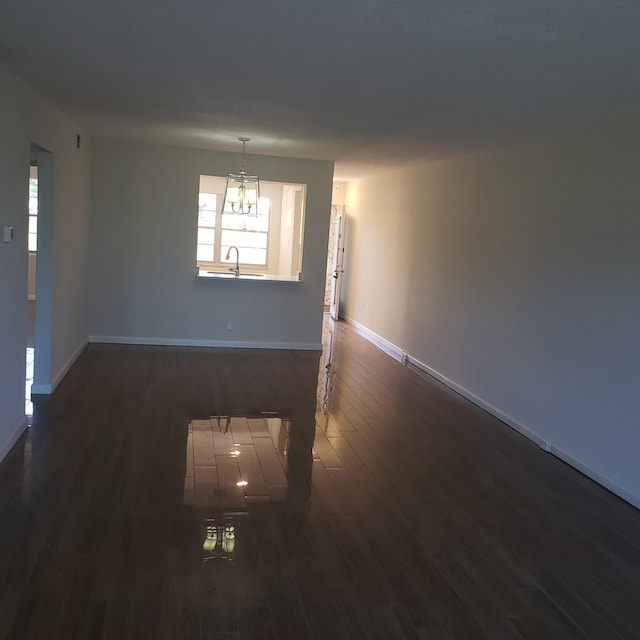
225;246;240;276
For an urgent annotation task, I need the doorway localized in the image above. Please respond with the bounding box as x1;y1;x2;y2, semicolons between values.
324;204;345;320
28;144;53;405
26;163;37;415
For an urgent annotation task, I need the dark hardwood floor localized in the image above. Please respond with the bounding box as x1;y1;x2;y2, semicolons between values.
1;318;639;639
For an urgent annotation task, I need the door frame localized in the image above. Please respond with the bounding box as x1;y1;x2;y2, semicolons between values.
329;212;345;321
30;144;54;395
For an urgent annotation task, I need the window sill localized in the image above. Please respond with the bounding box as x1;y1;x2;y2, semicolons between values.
197;269;301;282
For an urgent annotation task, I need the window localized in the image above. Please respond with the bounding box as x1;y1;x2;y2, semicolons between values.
197;190;271;266
28;169;38;252
196;176;306;278
197;193;216;262
220;200;270;266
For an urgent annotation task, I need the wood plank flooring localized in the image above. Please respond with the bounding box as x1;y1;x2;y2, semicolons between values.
1;318;639;639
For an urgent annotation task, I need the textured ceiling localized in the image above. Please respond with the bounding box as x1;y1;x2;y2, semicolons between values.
1;0;640;177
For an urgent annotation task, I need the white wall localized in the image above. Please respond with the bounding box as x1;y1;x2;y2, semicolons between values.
88;139;333;348
0;61;90;460
342;121;640;506
279;186;296;278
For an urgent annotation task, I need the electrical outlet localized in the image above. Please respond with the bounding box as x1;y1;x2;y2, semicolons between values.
226;321;232;330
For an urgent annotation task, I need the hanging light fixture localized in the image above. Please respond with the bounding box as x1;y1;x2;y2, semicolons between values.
221;137;261;215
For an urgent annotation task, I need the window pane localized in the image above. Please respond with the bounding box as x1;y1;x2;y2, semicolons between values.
221;214;244;231
28;176;38;252
221;245;266;265
221;213;267;232
198;208;216;228
241;248;267;265
198;193;216;230
197;244;214;262
221;230;267;249
221;197;269;232
198;227;215;245
199;193;216;210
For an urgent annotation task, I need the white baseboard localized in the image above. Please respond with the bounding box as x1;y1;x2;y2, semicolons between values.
343;317;404;362
548;445;640;510
89;335;323;351
344;317;640;511
30;384;51;394
406;354;545;447
0;417;27;463
31;339;88;395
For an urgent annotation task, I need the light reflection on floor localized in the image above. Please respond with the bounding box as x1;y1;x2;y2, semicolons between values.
26;347;34;416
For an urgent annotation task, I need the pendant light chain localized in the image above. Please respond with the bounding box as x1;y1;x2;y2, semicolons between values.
221;137;261;216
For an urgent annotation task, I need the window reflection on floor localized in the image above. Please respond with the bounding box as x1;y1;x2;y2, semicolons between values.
26;347;34;416
184;415;291;509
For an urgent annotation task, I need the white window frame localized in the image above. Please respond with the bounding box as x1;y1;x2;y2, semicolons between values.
28;173;38;252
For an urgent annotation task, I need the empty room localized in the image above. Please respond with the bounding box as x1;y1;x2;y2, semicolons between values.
0;2;639;639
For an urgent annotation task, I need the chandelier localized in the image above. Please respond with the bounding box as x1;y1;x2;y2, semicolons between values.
221;137;261;215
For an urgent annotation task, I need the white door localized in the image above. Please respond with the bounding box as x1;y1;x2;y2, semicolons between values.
329;214;345;320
